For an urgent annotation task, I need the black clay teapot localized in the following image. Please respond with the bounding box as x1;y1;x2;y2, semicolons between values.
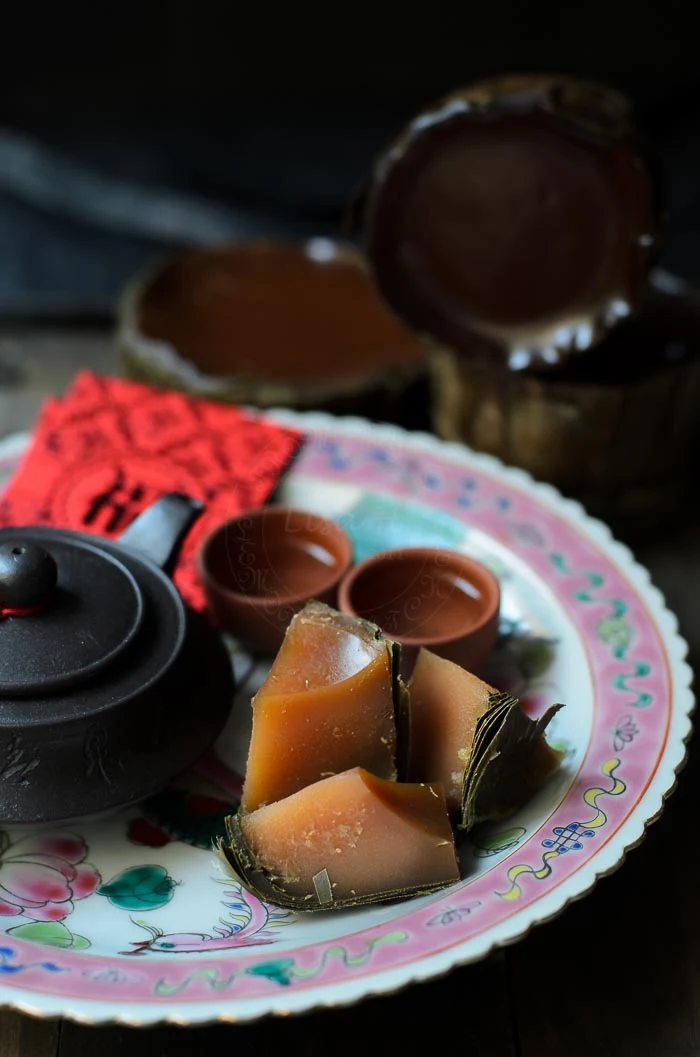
0;494;235;825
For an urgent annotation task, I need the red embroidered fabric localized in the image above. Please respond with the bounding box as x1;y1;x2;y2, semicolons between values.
0;372;303;611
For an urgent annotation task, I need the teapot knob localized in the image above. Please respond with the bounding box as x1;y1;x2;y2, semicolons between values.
0;542;58;612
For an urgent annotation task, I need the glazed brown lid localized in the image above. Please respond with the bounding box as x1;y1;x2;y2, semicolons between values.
133;239;426;386
364;75;660;369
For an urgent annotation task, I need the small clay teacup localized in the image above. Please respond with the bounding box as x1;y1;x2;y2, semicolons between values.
338;547;500;674
198;506;353;654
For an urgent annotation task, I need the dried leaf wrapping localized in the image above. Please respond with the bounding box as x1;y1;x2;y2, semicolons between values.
460;692;564;831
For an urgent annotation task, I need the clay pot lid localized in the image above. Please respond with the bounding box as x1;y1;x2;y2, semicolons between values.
0;534;145;697
0;495;211;704
364;75;660;369
0;494;204;708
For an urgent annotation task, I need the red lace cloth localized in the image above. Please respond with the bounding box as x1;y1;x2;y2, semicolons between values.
0;372;303;610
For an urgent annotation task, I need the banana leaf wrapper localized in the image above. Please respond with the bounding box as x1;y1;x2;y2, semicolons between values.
460;692;565;831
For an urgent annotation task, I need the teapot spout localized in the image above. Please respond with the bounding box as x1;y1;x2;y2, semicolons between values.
118;494;204;575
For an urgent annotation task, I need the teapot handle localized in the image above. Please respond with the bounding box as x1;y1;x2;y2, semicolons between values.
118;494;204;575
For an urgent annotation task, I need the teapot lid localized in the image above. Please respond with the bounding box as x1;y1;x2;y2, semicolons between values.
364;75;660;370
0;533;144;697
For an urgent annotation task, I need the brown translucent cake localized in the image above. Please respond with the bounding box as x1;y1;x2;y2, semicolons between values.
223;767;460;909
117;239;430;427
239;601;401;814
408;647;495;812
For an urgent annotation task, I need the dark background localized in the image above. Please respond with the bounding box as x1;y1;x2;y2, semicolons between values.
0;2;698;316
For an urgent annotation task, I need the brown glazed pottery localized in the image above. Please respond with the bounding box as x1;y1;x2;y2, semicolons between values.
337;547;500;674
117;238;430;428
364;74;659;371
198;505;353;654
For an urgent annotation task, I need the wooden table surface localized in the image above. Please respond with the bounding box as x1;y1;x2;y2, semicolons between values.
1;323;698;1057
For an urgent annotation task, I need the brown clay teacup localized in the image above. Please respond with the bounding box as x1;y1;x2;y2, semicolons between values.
198;506;353;654
337;547;500;674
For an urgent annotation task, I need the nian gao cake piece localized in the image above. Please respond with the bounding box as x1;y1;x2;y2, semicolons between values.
239;601;405;814
408;648;564;829
408;647;496;812
221;767;460;910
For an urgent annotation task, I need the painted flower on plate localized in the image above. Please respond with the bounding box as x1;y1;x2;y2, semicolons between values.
0;832;100;921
